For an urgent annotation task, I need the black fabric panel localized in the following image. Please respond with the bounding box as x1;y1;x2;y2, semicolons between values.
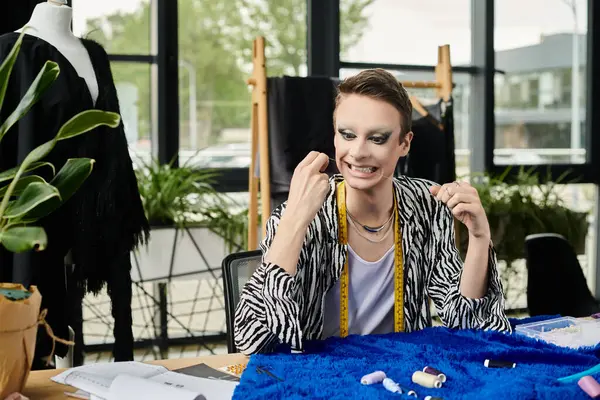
397;99;456;185
0;1;41;35
266;76;339;199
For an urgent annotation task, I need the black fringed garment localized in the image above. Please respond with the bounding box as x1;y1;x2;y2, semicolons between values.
0;33;149;366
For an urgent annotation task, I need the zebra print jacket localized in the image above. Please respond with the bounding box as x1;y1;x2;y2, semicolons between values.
234;174;511;355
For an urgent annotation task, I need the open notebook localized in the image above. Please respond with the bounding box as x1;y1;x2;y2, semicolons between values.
52;361;238;400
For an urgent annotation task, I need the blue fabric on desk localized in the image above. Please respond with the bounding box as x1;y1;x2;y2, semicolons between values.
233;317;600;400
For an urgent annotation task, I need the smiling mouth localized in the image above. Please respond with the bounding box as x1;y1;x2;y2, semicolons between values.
346;162;378;174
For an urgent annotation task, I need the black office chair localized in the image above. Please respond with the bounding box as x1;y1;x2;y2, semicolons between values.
524;233;600;318
221;250;262;353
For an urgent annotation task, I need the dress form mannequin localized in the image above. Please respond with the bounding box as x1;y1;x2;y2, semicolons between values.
18;0;99;103
0;7;150;366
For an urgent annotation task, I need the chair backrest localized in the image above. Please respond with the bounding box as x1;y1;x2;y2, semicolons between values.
221;250;262;353
524;233;599;317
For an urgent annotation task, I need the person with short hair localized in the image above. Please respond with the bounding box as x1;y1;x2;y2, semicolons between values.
234;69;510;355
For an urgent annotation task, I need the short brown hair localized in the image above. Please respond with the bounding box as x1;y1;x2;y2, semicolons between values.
335;69;412;138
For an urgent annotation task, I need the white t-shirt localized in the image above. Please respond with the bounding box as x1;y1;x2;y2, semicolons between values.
321;244;395;338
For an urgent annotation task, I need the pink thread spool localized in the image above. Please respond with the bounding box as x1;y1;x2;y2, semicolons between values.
360;370;386;385
578;376;600;398
423;366;447;383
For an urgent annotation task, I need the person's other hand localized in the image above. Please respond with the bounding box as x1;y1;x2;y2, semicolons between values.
430;181;491;241
286;151;330;226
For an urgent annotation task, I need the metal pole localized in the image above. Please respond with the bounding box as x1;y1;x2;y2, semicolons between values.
179;61;198;151
564;0;581;163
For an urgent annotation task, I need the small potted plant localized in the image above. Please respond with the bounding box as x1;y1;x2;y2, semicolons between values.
132;156;248;282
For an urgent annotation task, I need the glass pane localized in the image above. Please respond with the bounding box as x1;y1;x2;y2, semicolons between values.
338;69;471;178
72;0;151;55
177;0;307;163
340;0;472;65
110;62;152;160
494;0;587;165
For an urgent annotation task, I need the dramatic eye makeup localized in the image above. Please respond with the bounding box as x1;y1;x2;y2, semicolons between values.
337;128;392;145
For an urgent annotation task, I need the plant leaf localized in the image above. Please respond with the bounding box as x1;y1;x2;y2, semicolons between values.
0;30;25;115
0;175;46;197
0;162;55;184
50;158;95;202
21;158;95;221
3;182;60;219
0;226;47;252
0;60;60;142
57;110;121;140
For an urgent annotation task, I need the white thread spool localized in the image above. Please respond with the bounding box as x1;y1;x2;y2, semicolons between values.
360;370;386;385
382;378;401;393
412;371;442;388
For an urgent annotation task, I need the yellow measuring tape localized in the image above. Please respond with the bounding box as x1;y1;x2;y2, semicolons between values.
336;181;404;337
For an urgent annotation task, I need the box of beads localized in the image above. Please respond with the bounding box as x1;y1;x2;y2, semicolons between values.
515;316;600;349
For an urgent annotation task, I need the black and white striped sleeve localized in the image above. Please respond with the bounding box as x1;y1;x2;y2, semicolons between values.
233;204;308;355
427;200;512;333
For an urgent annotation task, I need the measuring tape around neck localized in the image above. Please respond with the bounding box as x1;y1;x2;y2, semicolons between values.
336;180;405;337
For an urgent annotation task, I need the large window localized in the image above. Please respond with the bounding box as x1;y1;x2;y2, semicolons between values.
177;0;307;172
340;0;472;66
494;0;588;165
72;0;156;163
72;0;152;54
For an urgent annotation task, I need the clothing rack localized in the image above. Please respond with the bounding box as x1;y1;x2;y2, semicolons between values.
246;37;455;250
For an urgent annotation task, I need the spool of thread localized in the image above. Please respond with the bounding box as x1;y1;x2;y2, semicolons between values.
578;376;600;398
399;385;418;397
423;366;447;383
360;370;386;385
412;371;442;389
484;359;516;368
382;378;401;393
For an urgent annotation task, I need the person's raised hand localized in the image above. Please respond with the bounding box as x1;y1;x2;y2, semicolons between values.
430;181;491;241
285;151;330;226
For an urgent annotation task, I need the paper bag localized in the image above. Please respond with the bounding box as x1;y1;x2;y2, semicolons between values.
0;283;42;398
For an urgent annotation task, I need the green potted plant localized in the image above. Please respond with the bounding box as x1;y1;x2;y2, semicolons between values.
457;167;589;261
0;31;120;397
131;155;248;282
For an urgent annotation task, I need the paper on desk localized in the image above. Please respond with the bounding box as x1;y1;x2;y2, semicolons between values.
53;361;237;400
147;371;237;400
52;361;168;385
109;375;206;400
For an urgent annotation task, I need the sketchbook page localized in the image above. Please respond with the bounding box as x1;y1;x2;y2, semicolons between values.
52;361;168;385
149;371;238;400
108;375;206;400
62;371;113;399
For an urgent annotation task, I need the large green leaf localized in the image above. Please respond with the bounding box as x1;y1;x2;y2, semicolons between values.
0;30;25;115
20;158;95;222
50;158;95;202
0;175;45;197
0;226;47;253
2;182;60;219
0;162;55;184
57;110;121;140
0;61;60;142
